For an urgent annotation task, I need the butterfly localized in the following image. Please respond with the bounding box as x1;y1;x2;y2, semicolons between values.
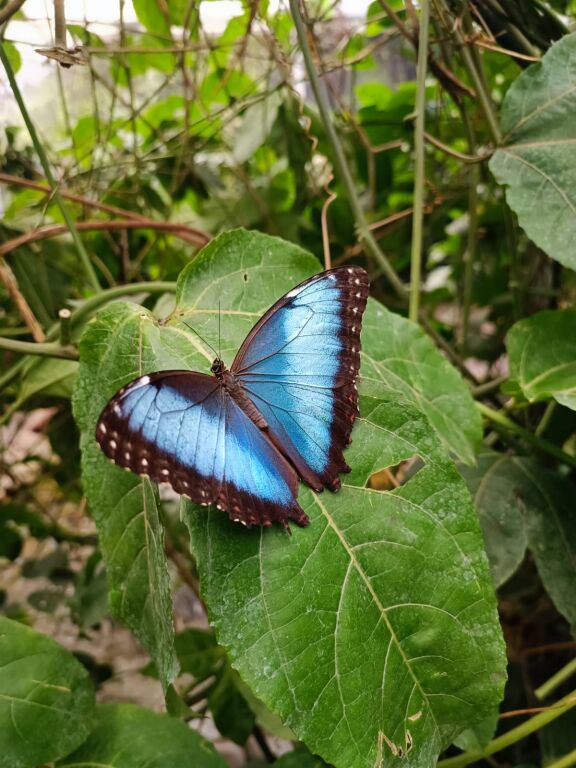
96;266;369;530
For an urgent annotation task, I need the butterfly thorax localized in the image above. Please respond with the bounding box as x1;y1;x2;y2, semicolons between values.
211;358;268;430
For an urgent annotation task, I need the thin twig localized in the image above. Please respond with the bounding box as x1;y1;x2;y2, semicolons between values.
0;219;210;258
0;173;209;245
0;259;45;341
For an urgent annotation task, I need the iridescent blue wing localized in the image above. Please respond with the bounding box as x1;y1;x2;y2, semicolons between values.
232;266;369;492
96;371;307;528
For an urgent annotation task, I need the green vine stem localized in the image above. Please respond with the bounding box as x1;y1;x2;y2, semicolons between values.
536;657;576;701
0;41;102;294
0;337;78;359
477;402;576;469
288;0;407;300
0;282;176;393
409;0;430;322
546;747;576;768
438;689;576;768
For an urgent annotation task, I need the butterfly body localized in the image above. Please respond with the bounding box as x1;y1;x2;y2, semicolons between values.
96;266;369;530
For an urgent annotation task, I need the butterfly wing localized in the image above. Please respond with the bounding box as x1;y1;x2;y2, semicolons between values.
232;266;369;492
96;371;308;528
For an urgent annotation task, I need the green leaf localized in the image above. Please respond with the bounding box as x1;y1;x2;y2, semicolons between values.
209;666;255;745
506;310;576;410
73;310;179;690
185;394;505;768
361;306;482;465
518;461;576;631
132;0;170;36
16;358;78;409
3;41;21;73
58;703;229;767
461;451;576;630
0;616;95;768
232;91;283;163
74;229;504;767
490;32;576;268
459;452;528;588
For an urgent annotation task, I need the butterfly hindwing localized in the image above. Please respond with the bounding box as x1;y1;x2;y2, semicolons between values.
96;371;307;528
232;266;369;491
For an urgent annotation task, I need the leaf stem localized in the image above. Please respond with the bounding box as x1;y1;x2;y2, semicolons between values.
409;0;430;323
0;42;101;293
438;690;576;768
477;402;576;469
289;0;407;300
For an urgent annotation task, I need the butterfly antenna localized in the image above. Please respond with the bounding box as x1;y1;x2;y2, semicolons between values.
218;300;221;360
180;318;219;360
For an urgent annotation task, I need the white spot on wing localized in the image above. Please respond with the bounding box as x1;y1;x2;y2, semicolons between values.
99;423;107;434
140;375;151;385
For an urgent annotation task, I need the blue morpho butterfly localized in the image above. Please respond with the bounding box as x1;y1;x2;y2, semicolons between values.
96;266;369;530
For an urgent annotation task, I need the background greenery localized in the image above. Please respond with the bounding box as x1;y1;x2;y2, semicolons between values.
2;1;576;766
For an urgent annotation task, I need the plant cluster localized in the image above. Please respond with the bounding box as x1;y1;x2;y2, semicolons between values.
1;1;576;766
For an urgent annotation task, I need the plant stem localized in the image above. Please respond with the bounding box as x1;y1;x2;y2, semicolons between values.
536;658;576;701
62;281;176;331
0;337;78;359
289;0;407;300
0;42;101;294
409;0;430;323
477;402;576;469
461;163;479;351
535;400;557;438
0;282;176;390
438;690;576;768
546;748;576;768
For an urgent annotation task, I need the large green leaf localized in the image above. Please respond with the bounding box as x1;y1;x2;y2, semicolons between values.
506;310;576;410
0;617;95;768
58;703;228;767
490;33;576;268
459;452;528;588
185;394;505;768
73;308;179;690
460;451;576;629
74;229;504;766
361;306;482;464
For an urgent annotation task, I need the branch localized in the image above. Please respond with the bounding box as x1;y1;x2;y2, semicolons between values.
0;0;26;25
0;219;211;257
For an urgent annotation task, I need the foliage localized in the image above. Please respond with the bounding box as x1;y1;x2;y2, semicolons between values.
2;1;576;767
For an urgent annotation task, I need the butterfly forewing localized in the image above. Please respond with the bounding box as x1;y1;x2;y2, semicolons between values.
232;266;369;491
